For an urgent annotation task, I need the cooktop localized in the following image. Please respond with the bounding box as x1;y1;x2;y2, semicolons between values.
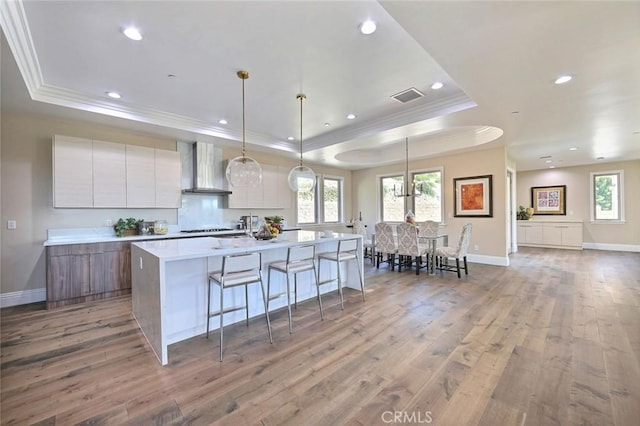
180;228;233;233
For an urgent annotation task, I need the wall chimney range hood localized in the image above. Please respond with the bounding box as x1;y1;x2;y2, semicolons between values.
178;142;232;195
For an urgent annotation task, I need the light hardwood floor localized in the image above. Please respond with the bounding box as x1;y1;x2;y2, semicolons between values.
1;247;639;425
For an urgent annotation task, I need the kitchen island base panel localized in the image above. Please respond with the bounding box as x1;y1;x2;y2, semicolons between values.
131;232;363;365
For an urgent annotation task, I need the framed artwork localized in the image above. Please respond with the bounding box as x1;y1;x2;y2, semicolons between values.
454;175;493;217
531;185;566;215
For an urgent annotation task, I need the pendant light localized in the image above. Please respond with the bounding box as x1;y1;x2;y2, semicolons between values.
287;93;316;192
225;70;262;188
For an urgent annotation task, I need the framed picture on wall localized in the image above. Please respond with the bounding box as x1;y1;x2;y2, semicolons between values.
454;175;493;217
531;185;566;215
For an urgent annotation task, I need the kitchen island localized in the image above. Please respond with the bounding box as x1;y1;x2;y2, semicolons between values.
131;231;363;365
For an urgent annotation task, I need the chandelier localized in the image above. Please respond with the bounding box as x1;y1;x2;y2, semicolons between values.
394;137;424;198
225;70;262;188
287;93;316;192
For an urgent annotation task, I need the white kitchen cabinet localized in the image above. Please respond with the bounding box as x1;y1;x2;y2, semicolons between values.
518;220;583;250
93;140;126;207
53;135;93;207
126;145;156;208
517;222;543;245
227;163;290;209
155;149;181;208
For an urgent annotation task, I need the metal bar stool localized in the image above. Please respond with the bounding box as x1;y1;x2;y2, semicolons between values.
207;252;273;361
267;244;320;333
316;237;365;319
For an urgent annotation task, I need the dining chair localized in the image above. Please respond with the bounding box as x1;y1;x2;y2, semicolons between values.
396;222;429;275
435;223;472;278
354;220;373;263
266;244;319;333
207;252;273;361
374;222;398;271
316;237;365;318
418;220;439;237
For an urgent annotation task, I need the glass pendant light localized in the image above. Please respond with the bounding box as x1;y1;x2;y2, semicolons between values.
394;137;423;198
225;70;262;188
287;93;316;192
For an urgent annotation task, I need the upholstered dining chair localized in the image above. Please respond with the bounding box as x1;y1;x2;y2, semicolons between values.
374;222;398;270
354;220;373;263
435;223;472;278
418;220;439;237
396;222;429;275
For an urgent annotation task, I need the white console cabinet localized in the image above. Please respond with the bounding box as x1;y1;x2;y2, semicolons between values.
517;220;583;250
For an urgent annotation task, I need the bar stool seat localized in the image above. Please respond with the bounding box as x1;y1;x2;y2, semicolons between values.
207;252;273;361
316;237;365;319
267;244;320;333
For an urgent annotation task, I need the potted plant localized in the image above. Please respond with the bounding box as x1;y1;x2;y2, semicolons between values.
114;217;141;237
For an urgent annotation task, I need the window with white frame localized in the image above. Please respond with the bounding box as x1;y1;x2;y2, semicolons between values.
590;170;625;222
380;169;443;222
296;175;343;225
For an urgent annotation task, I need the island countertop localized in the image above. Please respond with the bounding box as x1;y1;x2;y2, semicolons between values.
131;230;339;261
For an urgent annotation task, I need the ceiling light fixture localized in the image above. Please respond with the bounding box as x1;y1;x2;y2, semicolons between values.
347;113;356;120
288;94;316;192
569;147;578;151
359;20;377;35
554;75;573;85
431;81;444;90
287;136;295;141
106;91;121;99
225;70;262;188
394;137;424;200
545;160;552;164
123;27;142;41
218;119;227;125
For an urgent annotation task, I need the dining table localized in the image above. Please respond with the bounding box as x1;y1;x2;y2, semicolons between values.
370;224;448;275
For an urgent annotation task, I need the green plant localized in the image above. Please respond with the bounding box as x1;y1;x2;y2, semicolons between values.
114;217;141;237
517;206;530;220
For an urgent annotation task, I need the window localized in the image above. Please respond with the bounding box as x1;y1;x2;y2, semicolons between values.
296;175;343;225
380;169;443;222
323;177;342;223
590;170;625;222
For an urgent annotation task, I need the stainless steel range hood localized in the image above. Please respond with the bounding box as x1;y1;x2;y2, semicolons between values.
178;142;232;195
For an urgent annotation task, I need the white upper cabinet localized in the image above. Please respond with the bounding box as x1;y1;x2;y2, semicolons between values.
155;149;181;208
126;145;156;208
52;135;182;208
93;140;126;207
227;163;290;209
53;135;93;207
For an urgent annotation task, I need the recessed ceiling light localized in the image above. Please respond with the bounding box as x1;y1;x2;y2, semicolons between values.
569;147;578;151
511;111;520;114
539;155;552;159
554;75;573;85
545;160;552;164
218;119;227;125
549;166;556;169
167;74;176;78
324;122;331;127
431;81;444;90
106;91;121;99
359;20;376;35
346;113;357;120
123;27;142;41
287;136;295;141
597;156;605;160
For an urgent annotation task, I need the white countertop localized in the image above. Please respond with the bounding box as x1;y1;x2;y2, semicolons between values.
131;230;356;261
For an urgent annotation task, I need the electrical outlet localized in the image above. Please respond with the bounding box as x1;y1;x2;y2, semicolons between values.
474;244;479;251
7;220;16;230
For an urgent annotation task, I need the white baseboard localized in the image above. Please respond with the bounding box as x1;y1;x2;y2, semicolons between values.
0;288;46;308
467;254;509;267
583;242;640;252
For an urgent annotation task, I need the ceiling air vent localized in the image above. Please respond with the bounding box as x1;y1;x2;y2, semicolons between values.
391;87;424;103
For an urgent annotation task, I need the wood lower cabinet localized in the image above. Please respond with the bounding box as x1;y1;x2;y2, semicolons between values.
47;242;132;309
517;220;583;250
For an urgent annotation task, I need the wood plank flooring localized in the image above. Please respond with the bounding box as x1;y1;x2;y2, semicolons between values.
1;247;639;425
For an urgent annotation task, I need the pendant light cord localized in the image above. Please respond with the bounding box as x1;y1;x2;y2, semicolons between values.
405;137;410;197
297;94;306;167
237;70;249;159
